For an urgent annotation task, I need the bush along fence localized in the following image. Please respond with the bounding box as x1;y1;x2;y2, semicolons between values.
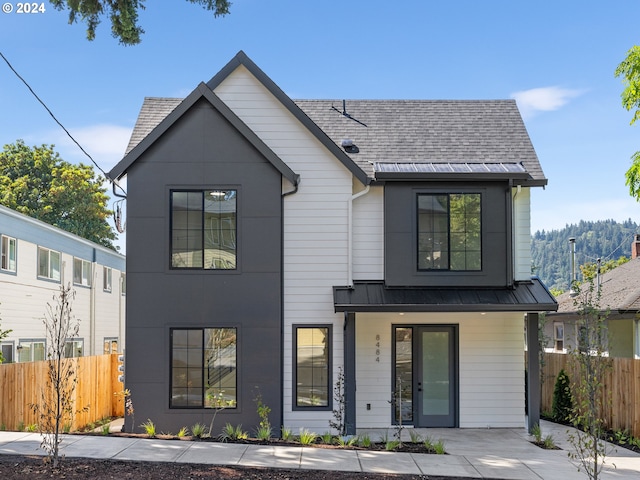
539;352;640;438
0;353;124;431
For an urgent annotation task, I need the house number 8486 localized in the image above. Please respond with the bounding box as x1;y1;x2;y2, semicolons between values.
375;334;380;362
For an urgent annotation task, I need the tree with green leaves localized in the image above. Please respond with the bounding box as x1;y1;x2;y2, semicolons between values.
615;46;640;201
0;140;117;249
49;0;231;45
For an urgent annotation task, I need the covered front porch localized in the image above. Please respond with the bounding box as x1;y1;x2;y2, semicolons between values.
334;280;557;434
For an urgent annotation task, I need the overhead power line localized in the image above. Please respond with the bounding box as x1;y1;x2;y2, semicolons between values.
0;51;127;197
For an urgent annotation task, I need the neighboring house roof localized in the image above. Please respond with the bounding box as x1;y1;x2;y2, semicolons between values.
554;257;640;314
114;51;547;187
0;204;125;268
334;278;557;313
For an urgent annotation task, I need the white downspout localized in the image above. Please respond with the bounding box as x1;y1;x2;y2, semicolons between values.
90;260;96;356
348;184;370;287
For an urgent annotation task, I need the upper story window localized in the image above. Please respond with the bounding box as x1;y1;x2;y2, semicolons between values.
73;258;92;287
171;190;237;270
1;235;16;272
103;266;112;292
38;247;61;281
417;193;481;271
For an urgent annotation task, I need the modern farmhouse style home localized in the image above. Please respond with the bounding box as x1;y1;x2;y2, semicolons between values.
108;51;556;435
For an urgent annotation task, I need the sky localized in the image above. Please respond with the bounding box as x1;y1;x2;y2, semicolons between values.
1;1;640;252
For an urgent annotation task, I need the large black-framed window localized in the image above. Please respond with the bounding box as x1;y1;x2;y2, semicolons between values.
170;190;237;270
170;327;237;408
293;325;331;409
417;193;481;271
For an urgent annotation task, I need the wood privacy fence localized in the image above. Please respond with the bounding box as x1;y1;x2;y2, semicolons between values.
0;354;125;431
540;352;640;438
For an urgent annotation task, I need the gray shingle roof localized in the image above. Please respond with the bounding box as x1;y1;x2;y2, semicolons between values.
124;98;546;185
555;257;640;313
293;99;545;183
125;97;182;155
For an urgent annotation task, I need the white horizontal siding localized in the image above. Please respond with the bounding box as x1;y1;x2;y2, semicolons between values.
214;64;355;430
0;238;124;359
513;187;532;282
353;187;384;280
354;312;526;429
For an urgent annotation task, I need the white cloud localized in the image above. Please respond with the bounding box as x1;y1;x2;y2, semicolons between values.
510;86;585;119
51;124;133;173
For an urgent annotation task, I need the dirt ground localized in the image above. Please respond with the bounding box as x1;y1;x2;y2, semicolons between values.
0;455;477;480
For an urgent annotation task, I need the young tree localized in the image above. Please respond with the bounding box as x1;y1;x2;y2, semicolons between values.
0;140;116;249
566;279;612;480
49;0;232;45
30;284;83;467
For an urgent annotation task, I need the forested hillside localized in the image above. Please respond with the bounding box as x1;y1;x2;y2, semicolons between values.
531;219;639;292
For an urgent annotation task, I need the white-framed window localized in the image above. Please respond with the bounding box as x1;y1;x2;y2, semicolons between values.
103;337;118;354
103;266;112;292
120;273;126;296
73;258;92;287
64;339;84;358
554;322;564;351
1;235;17;272
17;339;46;362
38;247;61;281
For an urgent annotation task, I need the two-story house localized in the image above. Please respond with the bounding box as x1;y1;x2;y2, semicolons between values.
108;51;556;435
0;204;125;362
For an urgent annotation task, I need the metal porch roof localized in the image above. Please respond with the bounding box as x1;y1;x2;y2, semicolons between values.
333;279;557;313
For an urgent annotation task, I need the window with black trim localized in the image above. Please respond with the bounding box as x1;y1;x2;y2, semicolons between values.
294;325;331;409
171;190;237;269
417;193;481;271
171;328;237;408
73;258;92;286
1;235;16;272
38;247;61;281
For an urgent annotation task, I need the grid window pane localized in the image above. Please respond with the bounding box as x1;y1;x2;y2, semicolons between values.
171;190;236;270
171;328;237;409
417;193;481;271
295;327;330;408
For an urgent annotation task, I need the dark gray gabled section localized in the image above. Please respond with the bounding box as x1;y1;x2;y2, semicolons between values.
333;279;558;313
206;51;370;186
108;82;298;186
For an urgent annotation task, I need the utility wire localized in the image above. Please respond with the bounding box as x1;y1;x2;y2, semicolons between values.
0;51;127;197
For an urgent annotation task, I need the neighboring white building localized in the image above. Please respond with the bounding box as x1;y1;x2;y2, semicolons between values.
0;204;125;363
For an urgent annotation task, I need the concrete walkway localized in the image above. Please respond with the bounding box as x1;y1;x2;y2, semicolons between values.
0;420;639;479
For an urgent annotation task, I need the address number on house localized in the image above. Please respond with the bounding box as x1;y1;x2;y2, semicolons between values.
375;334;380;362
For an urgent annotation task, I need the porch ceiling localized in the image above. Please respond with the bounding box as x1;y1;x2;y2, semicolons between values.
333;279;557;313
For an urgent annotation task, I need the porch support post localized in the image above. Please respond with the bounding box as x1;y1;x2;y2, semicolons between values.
344;311;356;435
526;312;540;433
